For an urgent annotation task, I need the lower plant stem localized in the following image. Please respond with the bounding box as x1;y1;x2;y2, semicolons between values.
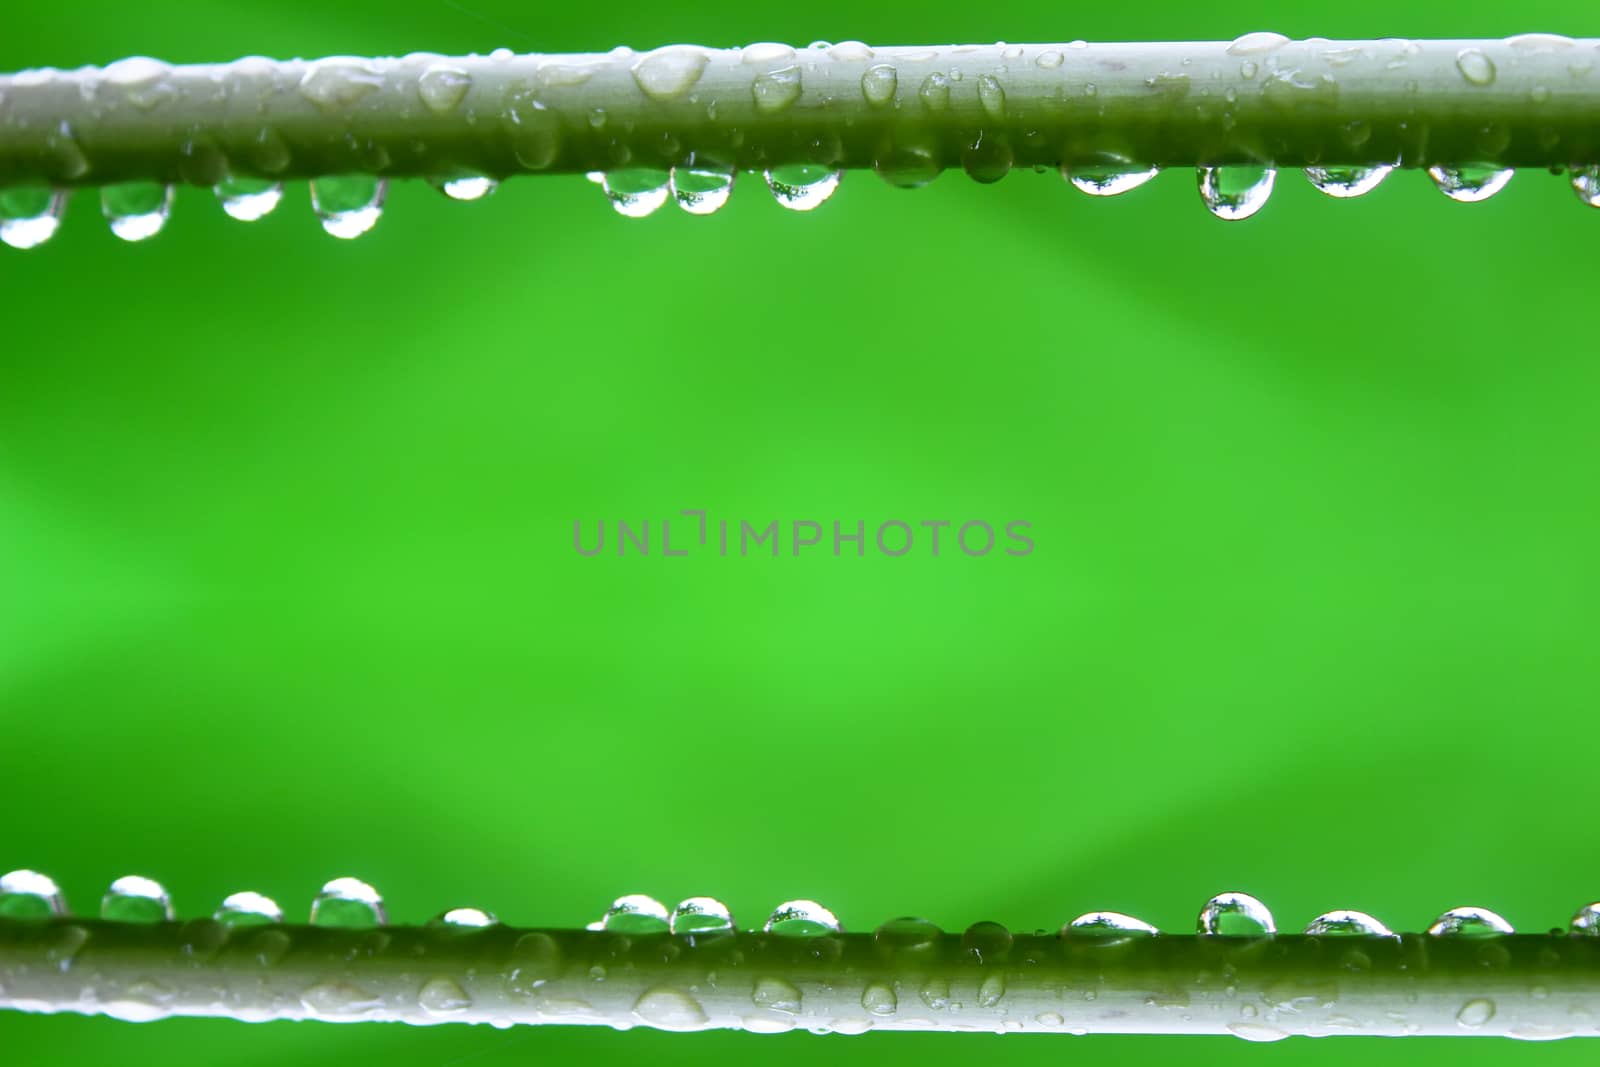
2;919;1597;1038
1;37;1599;188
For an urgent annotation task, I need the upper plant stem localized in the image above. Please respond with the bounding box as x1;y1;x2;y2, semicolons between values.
1;36;1599;188
2;918;1598;1038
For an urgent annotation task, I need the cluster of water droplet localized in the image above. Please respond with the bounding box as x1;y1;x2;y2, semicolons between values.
9;872;1600;944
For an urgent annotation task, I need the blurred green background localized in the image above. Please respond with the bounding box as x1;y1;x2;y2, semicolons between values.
3;1;1598;1063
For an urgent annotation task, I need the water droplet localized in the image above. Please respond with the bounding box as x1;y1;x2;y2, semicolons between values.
977;74;1006;118
1198;164;1276;220
1457;998;1496;1028
1036;1011;1065;1026
417;65;472;114
862;982;897;1016
215;891;283;926
1036;50;1065;69
1569;168;1600;207
299;58;385;110
875;136;942;189
1303;910;1395;937
1063;154;1160;195
435;175;498;201
419;976;472;1015
1427;165;1514;203
215;178;284;221
101;183;173;242
101;56;175;109
861;64;899;107
311;177;387;238
874;916;941;958
506;932;562;995
1456;48;1497;86
752;66;803;112
1229;1022;1289;1042
1198;892;1276;936
1228;32;1291;56
752;975;802;1013
250;126;293;174
765;899;841;936
632;46;710;102
670;166;735;215
670;896;734;933
0;189;67;251
764;165;840;211
977;972;1007;1008
1304;164;1393;197
593;893;670;933
961;920;1013;962
430;907;498;928
102;875;173;923
0;869;66;918
828;42;874;62
634;987;708;1030
1063;912;1159;941
310;876;386;927
962;132;1013;184
302;980;382;1017
1531;84;1552;103
742;42;797;65
1428;907;1514;937
918;72;951;110
919;976;951;1010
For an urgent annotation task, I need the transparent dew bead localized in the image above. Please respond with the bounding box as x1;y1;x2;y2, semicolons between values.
1427;907;1514;937
0;869;67;918
1426;165;1514;202
214;178;284;221
593;894;671;934
669;166;735;215
763;165;841;211
764;899;842;937
1569;902;1600;935
1569;166;1600;207
1197;164;1276;220
1304;164;1394;198
102;875;174;923
430;907;499;928
1303;910;1396;938
962;921;1014;963
310;176;388;239
310;877;387;928
1063;912;1160;940
874;139;943;189
1198;892;1276;937
215;891;284;927
435;175;498;202
597;169;671;218
1062;156;1160;196
670;896;734;934
874;916;942;958
101;182;174;242
0;187;68;250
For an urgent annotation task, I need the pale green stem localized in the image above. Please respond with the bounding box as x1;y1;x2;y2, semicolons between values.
2;919;1598;1038
1;36;1598;189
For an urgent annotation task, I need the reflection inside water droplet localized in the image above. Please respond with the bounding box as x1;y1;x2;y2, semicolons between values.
596;894;670;934
1062;155;1160;196
1428;907;1514;937
436;175;498;201
1303;910;1396;937
215;178;284;221
1063;912;1159;941
310;876;387;927
1198;164;1276;220
431;907;499;928
596;169;671;218
1570;167;1600;207
0;188;68;250
1304;164;1394;198
0;869;67;918
670;166;735;215
764;165;841;211
765;899;841;936
670;896;734;934
102;183;174;242
215;891;283;927
310;177;388;239
1198;892;1276;937
1427;164;1514;203
1570;902;1600;934
102;875;173;923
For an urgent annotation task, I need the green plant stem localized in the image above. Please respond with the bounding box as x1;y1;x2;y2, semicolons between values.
1;37;1599;189
2;919;1598;1037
